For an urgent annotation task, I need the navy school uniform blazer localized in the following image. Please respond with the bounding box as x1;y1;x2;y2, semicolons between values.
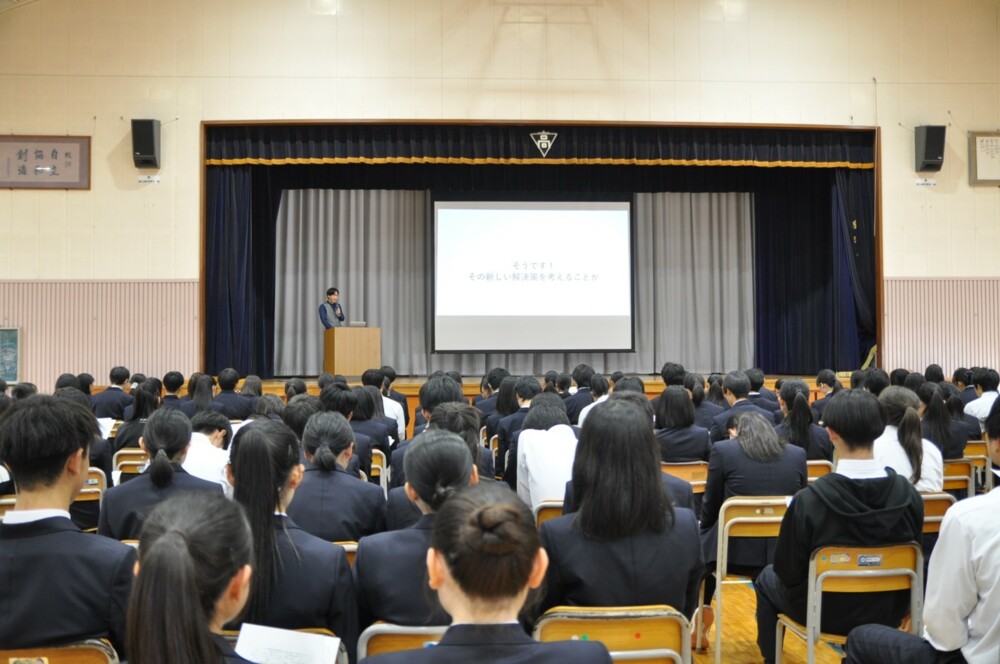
693;400;725;431
91;386;133;419
699;439;807;567
351;419;391;457
286;463;386;542
98;465;223;540
709;399;777;442
475;392;498;421
213;390;256;420
385;486;422;531
655;424;711;463
563;473;695;513
364;623;612;664
497;407;530;456
539;508;704;619
563;388;593;425
0;517;136;655
354;514;450;630
213;634;254;663
240;516;358;659
748;393;783;424
774;422;834;461
389;439;412;490
810;393;833;424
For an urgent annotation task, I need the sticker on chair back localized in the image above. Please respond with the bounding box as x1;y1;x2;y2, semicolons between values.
857;554;883;567
827;553;852;564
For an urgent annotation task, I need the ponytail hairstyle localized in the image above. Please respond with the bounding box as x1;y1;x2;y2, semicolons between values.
228;419;301;623
541;371;558;394
301;411;354;472
917;382;951;451
706;374;727;407
939;382;968;422
142;408;192;488
126;492;252;664
128;379;161;422
403;430;474;512
684;373;706;407
431;482;538;601
191;374;217;412
779;379;813;449
816;369;843;394
878;386;924;484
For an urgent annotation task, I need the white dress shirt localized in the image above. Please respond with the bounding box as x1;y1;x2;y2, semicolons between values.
923;485;1000;663
3;509;72;524
516;424;578;510
964;391;998;430
833;457;888;480
577;394;608;428
381;395;406;442
872;425;943;492
182;432;232;498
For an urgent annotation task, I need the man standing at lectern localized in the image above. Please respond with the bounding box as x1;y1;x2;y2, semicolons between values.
319;287;345;328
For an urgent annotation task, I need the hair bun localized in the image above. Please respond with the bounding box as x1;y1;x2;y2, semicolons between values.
469;504;519;555
430;483;456;509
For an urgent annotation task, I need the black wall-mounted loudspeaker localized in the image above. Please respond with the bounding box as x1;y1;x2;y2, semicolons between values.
915;125;945;172
131;119;161;168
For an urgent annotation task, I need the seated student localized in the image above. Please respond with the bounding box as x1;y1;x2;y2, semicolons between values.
390;375;466;489
654;386;711;463
539;400;704;621
563;364;596;425
650;361;688;412
710;371;777;442
965;367;1000;430
0;395;136;654
180;374;226;419
184;410;234;496
496;376;541;468
952;367;978;406
940;381;983;443
745;367;783;423
286;412;386;542
917;382;967;460
754;389;924;664
284;376;308;401
844;397;1000;664
485;375;518;440
474;367;508;421
54;387;114;487
502;392;571;490
362;384;401;448
159;371;186;411
811;369;843;424
91;366;133;419
775;379;833;461
380;365;410;428
889;367;911;387
349;386;393;455
255;394;285;420
576;373;610;427
239;374;263;400
515;403;578;509
113;380;160;453
54;372;82;391
126;492;254;664
99;408;223;540
10;382;38;400
873;387;944;493
362;369;405;443
366;482;613;664
227;419;358;658
686;372;725;430
213;368;256;420
318;384;375;479
355;430;477;630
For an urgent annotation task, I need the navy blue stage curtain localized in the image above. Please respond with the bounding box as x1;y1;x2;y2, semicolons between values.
834;169;877;359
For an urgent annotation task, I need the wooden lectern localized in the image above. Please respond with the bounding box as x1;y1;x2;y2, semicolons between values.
323;327;381;376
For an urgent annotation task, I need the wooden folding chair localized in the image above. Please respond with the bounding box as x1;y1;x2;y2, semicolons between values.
334;540;358;566
706;496;788;662
806;460;834;484
480;425;487;446
490;434;501;478
0;495;17;518
532;500;564;529
774;542;923;664
71;471;106;532
962;441;993;492
660;461;709;494
943;458;975;496
534;605;691;664
357;623;448;659
370;449;389;496
920;492;956;534
0;639;119;663
113;448;149;483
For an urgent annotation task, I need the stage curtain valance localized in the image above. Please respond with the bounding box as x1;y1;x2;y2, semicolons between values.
205;123;874;169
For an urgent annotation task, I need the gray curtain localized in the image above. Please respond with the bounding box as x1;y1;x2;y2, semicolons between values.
274;189;753;377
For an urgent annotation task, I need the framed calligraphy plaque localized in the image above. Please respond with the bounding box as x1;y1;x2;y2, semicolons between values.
0;135;91;189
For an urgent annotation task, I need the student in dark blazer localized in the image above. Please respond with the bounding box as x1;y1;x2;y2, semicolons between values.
91;365;134;419
709;371;777;441
685;372;726;430
286;412;386;542
365;481;612;664
228;418;359;661
918;382;969;459
953;367;979;406
655;386;711;462
775;379;834;461
563;364;596;425
564;471;695;513
811;369;843;423
125;492;255;664
180;373;227;419
474;367;509;421
496;376;540;469
0;395;136;655
539;399;704;621
99;408;223;540
380;365;411;428
213;368;257;420
388;375;466;489
112;380;160;453
355;430;478;630
746;368;783;424
348;387;392;456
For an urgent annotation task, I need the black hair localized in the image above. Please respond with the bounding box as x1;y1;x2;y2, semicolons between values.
0;393;10;417
326;287;339;296
444;371;463;387
555;373;573;393
521;404;571;431
162;371;185;394
362;385;387;419
513;376;542;402
282;396;322;439
0;378;8;393
229;420;301;623
850;369;866;390
186;372;204;397
985;398;1000;442
143;408;193;488
744;367;766;392
655;385;694;430
588;374;609;398
351;386;375;421
571;364;595;389
301;411;354;471
361;368;386;389
217;368;240;391
878;387;924;484
864;368;890;396
53;386;92;410
903;372;926;393
190;374;217;412
76;373;94;395
429;402;483;465
609;371;625;385
889;368;910;387
917;382;951;454
972;367;1000;392
54;373;81;391
706;374;727;406
11;383;37;400
404;430;474;512
431;482;539;601
319;383;357;417
815;369;843;393
779;379;813;450
380;365;398;385
240;375;263;398
822;389;885;451
614;376;645;393
529;392;567;412
128;380;161;422
924;364;945;384
0;395;97;490
609;390;654;421
419;375;466;414
660;362;686;386
283;377;307;400
952;367;971;388
110;366;131;386
317;372;336;390
256;394;285;418
572;399;671;540
130;374;148;390
541;371;558;393
190;411;234;451
126;493;252;664
722;371;751;399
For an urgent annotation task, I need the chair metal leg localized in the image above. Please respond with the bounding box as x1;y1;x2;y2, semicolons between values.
693;578;704;653
713;577;722;664
774;621;785;664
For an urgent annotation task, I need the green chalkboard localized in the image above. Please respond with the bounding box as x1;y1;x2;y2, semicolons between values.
0;328;20;383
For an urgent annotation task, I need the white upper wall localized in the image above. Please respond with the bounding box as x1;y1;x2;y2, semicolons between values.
0;0;998;280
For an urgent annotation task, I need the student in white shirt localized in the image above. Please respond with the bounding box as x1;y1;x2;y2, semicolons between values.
517;406;578;510
183;411;234;497
577;373;610;428
872;387;943;493
963;367;1000;431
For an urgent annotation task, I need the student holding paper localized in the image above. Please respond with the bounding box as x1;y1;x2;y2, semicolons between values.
125;492;254;664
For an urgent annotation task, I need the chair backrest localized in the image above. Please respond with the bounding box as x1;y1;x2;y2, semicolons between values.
964;440;987;457
943;458;975;494
480;425;487;446
334;541;358;566
534;605;690;664
920;492;956;534
115;460;146;482
806;460;834;484
370;449;388;495
86;467;108;492
0;495;16;518
533;500;564;529
717;496;788;577
357;623;448;659
109;420;123;438
806;543;923;637
0;639;119;663
660;461;709;494
113;448;149;470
